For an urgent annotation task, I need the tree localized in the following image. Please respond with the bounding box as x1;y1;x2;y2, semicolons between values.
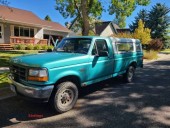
129;9;149;32
147;3;170;41
44;15;52;21
55;0;102;35
0;0;9;5
133;19;151;45
164;25;170;48
109;0;150;28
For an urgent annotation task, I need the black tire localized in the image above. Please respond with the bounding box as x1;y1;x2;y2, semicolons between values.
123;66;135;83
50;81;78;113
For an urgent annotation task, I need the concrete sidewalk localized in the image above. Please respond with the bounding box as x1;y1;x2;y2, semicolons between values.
0;67;9;73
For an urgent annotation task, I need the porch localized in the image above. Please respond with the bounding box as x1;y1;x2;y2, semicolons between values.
0;36;48;50
10;36;48;45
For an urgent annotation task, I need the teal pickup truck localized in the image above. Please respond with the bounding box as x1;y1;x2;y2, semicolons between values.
9;36;143;113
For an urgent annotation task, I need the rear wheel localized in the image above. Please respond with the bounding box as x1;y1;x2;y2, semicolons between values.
50;82;78;113
123;66;135;83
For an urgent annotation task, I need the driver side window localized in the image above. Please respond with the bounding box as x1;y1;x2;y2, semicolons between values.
92;39;108;55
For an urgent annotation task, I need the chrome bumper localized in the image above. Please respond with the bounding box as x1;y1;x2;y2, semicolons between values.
8;74;54;100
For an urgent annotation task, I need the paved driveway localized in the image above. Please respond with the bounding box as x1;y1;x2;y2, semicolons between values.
0;55;170;128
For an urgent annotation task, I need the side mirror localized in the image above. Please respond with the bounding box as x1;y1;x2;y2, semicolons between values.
97;51;108;57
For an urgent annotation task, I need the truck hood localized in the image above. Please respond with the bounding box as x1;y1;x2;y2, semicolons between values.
10;52;89;69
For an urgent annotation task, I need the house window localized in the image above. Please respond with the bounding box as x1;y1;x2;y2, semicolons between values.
30;29;34;37
14;26;34;37
14;26;19;36
0;26;2;38
20;27;24;36
24;28;29;37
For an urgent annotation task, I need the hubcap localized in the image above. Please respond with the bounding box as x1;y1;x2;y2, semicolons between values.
58;89;74;107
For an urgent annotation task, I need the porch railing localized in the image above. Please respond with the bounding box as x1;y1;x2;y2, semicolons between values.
10;36;48;45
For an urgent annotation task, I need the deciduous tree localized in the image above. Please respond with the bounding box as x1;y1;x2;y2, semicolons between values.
133;19;151;45
55;0;102;35
109;0;150;28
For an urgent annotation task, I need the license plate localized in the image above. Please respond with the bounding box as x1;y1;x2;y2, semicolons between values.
10;85;16;93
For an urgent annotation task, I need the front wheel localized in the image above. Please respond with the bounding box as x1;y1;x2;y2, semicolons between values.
123;66;135;83
50;82;78;113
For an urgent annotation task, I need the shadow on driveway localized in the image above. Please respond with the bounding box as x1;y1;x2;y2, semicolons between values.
0;59;170;128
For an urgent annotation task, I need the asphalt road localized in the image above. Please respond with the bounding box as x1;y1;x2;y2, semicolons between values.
0;56;170;128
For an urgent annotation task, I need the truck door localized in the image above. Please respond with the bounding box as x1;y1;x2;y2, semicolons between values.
88;39;114;81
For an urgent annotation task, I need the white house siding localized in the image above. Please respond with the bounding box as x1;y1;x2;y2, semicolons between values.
100;24;115;37
3;23;10;43
34;28;44;39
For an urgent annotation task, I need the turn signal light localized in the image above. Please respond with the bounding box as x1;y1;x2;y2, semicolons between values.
28;76;48;82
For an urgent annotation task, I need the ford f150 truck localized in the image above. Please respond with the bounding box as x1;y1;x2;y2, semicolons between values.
9;36;143;113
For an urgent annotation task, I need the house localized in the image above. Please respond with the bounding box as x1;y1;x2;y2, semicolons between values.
94;21;119;36
0;5;71;49
69;20;130;36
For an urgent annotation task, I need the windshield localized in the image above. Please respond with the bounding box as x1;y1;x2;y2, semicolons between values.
55;38;92;54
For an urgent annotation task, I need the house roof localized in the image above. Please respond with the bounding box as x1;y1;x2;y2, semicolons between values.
116;28;130;33
95;21;110;35
0;5;70;32
95;21;120;35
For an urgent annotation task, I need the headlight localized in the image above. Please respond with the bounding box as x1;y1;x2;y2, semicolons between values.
29;69;39;76
28;68;48;82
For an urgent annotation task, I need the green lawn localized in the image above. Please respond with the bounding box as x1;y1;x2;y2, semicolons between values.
0;50;39;88
160;49;170;54
0;50;38;67
0;72;10;88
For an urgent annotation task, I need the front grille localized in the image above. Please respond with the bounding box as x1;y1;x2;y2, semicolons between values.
10;65;27;81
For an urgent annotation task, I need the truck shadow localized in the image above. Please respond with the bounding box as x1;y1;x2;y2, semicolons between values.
0;60;170;127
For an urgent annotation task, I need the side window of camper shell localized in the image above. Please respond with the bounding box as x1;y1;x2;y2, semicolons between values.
116;42;134;52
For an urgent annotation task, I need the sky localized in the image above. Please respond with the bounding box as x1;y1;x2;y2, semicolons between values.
6;0;170;28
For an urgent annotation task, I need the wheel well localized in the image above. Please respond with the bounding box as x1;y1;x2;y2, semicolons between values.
55;75;81;89
130;62;137;68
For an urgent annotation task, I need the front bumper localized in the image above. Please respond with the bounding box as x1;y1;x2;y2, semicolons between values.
8;74;54;102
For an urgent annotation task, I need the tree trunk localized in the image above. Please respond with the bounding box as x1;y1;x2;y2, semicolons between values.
81;0;90;36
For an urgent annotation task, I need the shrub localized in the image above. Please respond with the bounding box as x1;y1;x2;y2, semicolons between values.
42;45;49;50
14;44;26;50
34;44;42;50
26;44;34;50
148;39;163;51
143;50;158;60
48;45;54;50
13;45;18;50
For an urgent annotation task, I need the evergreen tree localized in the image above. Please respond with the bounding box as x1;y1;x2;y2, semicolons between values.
44;15;52;21
147;3;170;40
164;25;170;48
129;9;149;32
